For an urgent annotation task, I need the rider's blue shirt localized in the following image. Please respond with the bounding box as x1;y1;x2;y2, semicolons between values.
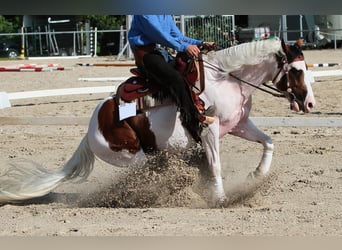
128;15;203;52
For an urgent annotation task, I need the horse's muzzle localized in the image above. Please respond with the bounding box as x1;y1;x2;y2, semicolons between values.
290;98;315;113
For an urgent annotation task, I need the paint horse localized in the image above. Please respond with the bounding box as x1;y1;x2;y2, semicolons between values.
0;38;315;204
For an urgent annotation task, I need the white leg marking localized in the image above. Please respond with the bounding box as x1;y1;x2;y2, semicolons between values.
201;120;226;201
231;118;274;178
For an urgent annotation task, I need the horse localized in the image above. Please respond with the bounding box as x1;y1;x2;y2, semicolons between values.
0;37;315;205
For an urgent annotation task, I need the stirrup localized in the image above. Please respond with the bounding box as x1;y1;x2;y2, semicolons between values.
199;105;216;125
199;114;215;125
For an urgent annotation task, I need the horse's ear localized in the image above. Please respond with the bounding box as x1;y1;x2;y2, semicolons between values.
281;38;289;53
295;37;304;48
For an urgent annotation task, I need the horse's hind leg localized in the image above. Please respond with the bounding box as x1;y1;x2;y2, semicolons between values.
230;118;274;179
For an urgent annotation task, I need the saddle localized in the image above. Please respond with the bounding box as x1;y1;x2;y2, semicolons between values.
116;52;206;112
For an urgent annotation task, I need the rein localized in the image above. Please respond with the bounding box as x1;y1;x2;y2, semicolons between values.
228;72;285;98
200;56;287;99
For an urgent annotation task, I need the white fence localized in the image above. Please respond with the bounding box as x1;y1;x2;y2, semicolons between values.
0;86;115;109
0;75;128;109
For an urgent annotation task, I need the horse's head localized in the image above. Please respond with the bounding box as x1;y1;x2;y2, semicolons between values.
273;38;316;113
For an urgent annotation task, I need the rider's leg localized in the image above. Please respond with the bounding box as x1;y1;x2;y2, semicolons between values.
143;52;202;141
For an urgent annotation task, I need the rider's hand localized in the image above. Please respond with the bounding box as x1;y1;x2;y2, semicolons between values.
203;41;215;47
201;41;216;51
186;44;201;57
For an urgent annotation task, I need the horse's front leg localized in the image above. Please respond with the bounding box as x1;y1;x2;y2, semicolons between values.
201;119;227;202
230;118;274;179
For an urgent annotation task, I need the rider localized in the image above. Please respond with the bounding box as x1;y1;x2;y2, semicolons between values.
128;15;215;142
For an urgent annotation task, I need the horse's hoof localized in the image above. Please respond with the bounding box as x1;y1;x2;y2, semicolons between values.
208;195;229;208
214;197;229;208
247;171;266;181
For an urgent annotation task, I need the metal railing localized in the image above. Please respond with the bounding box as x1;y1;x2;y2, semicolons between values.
0;29;125;57
175;15;236;49
1;24;342;59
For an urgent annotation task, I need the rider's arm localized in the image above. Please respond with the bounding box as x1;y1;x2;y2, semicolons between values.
135;15;203;52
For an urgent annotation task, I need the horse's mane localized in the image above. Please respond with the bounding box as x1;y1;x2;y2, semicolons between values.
207;38;283;73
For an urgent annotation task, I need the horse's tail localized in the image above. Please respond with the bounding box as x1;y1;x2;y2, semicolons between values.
0;134;95;203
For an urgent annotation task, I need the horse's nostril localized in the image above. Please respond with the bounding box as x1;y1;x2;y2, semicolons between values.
308;102;313;108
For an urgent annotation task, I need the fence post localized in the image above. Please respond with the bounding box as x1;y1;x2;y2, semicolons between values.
126;15;133;59
72;31;76;56
94;27;98;56
85;20;90;55
180;15;185;35
90;27;94;56
20;26;25;59
119;25;124;54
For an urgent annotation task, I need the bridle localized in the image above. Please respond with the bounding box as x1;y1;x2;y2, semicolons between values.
272;53;307;108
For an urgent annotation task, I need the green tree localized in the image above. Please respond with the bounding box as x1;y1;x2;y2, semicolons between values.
0;15;14;33
0;15;22;33
0;15;22;42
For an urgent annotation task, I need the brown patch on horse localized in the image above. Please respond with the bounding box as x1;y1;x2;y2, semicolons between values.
97;98;141;154
276;66;307;112
125;112;157;153
277;38;308;107
277;67;306;92
287;67;307;100
97;97;157;154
